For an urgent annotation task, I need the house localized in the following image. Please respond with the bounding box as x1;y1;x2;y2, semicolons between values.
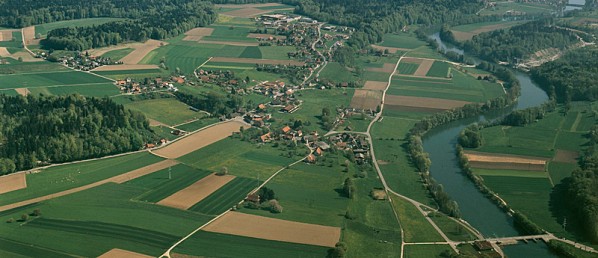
306;154;316;163
282;104;295;113
258;104;266;110
282;126;291;134
474;241;494;251
246;193;260;203
260;132;272;143
315;141;330;150
315;147;323;156
144;143;156;149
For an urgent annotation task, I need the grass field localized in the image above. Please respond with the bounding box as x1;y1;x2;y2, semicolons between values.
450;20;526;41
202;26;254;43
27;83;120;97
92;68;163;76
173;231;329;258
126;164;212;203
404;244;454;258
120;97;203;126
174;117;219;132
479;1;556;16
390;194;445;242
240;46;262;58
100;48;135;60
319;62;359;83
0;61;67;74
425;61;450;78
380;34;426;49
429;212;477;241
397;62;420;75
0;152;163;206
188;177;257;215
0;70;111;89
34;18;126;36
260;46;297;60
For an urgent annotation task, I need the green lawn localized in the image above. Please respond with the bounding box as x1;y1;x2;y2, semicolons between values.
126;164;212;202
189;177;257;215
379;34;426;49
173;231;329;258
121;98;203;126
99;48;134;60
390;194;444;242
34;18;126;36
0;152;163;206
0;70;111;89
28;83;120;97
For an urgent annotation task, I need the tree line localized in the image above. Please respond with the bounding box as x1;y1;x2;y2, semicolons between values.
173;91;245;117
0;94;156;175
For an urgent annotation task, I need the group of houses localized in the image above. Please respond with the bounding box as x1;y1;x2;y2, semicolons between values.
60;52;119;71
116;76;184;94
328;133;371;164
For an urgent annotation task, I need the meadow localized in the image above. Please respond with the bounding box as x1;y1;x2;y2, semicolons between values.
0;70;111;89
479;1;555;16
174;117;220;132
126;164;213;203
202;26;254;43
100;48;134;60
173;231;329;258
27;83;120;97
428;212;477;241
188;177;257;215
0;152;163;206
389;194;444;242
34;18;126;36
319;62;360;83
397;62;419;75
0;61;67;74
425;61;450;78
379;34;426;49
403;244;454;258
119;97;203;126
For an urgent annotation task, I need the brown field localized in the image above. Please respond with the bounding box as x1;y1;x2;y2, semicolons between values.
247;33;287;39
385;95;471;111
183;28;214;42
158;173;235;210
371;189;387;200
0;47;10;57
452;23;523;41
203;212;341;247
371;44;410;54
464;151;547;171
88;42;144;57
119;39;167;65
153;120;250;159
363;81;388;91
401;57;425;64
197;40;259;47
366;63;395;73
350;89;382;110
10;51;39;62
92;64;160;71
98;248;153;258
553;149;579;164
171;253;201;258
413;59;435;76
452;31;476;42
0;30;15;41
0;159;178;212
210;57;305;66
22;27;35;45
0;173;27;195
15;88;30;96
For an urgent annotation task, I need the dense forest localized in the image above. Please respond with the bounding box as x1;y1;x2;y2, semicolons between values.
530;47;598;102
0;94;156;175
452;19;581;62
0;0;217;50
174;91;245;117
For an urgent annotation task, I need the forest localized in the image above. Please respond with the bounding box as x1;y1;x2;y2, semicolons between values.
0;94;156;175
174;91;246;117
0;0;217;50
454;19;580;62
530;47;598;103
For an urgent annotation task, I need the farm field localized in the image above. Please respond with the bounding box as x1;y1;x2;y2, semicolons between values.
188;177;257;215
174;117;219;132
463;150;548;171
27;83;120;97
34;18;125;36
379;33;426;49
428;212;477;241
0;70;111;89
0;152;163;207
350;89;382;110
173;231;329;258
158;173;235;210
389;194;445;243
100;48;135;60
0;60;67;74
397;61;420;75
119;98;202;126
318;62;359;83
0;173;26;194
404;244;454;258
425;61;451;78
451;20;526;41
479;1;556;16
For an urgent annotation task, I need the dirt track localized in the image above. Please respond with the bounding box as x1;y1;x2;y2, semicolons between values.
363;81;388;91
158;174;235;210
98;248;153;258
210;57;305;66
0;159;178;212
120;39;166;64
153;120;249;159
350;89;382;110
0;173;27;195
385;95;471;110
203;212;341;247
92;64;160;71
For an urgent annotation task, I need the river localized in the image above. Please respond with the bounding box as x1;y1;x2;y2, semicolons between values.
422;35;557;257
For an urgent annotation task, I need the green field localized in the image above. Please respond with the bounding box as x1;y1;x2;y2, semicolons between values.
387;70;504;103
27;83;120;97
319;62;359;83
174;117;219;132
92;68;164;76
0;33;22;48
390;194;444;242
404;244;454;258
0;152;163;206
100;48;134;60
472;168;548;178
126;164;212;203
260;46;297;60
240;46;262;58
0;70;111;89
397;62;420;75
120;97;203;126
379;34;426;49
428;212;477;241
202;26;254;43
451;20;526;33
189;177;257;215
0;61;67;74
479;1;556;16
173;231;329;258
425;61;450;78
35;18;126;36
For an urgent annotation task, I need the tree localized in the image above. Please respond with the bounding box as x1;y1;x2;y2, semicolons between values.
258;187;276;203
327;242;348;258
322;107;331;117
20;214;28;221
268;199;283;213
343;178;355;199
216;167;228;176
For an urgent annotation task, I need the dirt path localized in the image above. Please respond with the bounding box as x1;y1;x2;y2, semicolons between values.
0;173;27;194
0;159;178;212
153;119;250;159
203;212;341;247
158;174;235;210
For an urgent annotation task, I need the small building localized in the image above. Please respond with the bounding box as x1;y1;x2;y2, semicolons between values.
306;154;316;163
260;132;272;143
474;241;494;251
282;126;292;134
246;193;260;203
315;147;323;156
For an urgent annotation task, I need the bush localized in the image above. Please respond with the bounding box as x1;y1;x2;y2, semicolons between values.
268;199;283;213
6;218;14;223
20;214;28;221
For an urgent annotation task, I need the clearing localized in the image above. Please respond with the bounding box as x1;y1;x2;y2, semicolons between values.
385;95;472;112
183;28;215;41
119;39;167;65
464;151;548;171
14;88;30;96
0;173;26;194
203;212;341;247
451;21;525;41
157;173;235;210
153;120;249;159
363;81;388;91
217;3;294;18
350;89;382;110
98;249;152;258
209;57;304;66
